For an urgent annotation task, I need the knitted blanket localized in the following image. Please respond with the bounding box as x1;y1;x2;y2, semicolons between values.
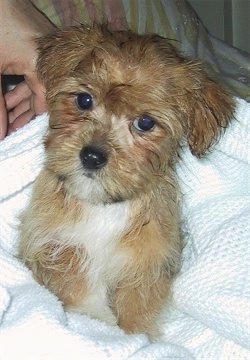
0;98;249;359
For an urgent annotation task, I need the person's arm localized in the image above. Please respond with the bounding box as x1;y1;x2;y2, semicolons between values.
0;0;55;139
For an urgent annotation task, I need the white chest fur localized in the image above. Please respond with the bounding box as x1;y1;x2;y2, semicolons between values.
60;201;132;324
65;200;132;288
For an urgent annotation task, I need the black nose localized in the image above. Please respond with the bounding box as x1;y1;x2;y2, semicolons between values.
80;146;108;170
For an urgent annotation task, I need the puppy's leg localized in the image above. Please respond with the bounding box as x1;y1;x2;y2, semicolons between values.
114;270;170;337
113;219;177;336
24;244;117;325
67;284;117;326
23;244;88;307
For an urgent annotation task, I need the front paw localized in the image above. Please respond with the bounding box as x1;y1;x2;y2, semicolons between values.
66;296;117;326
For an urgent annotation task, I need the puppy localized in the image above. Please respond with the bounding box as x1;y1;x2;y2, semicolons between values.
19;24;234;336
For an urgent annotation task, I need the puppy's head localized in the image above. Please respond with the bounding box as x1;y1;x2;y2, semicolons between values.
37;25;234;204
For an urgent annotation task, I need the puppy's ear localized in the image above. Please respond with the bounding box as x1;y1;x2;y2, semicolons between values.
187;78;234;157
36;25;98;92
153;36;234;157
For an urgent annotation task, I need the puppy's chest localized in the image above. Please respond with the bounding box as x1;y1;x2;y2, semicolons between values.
64;201;132;280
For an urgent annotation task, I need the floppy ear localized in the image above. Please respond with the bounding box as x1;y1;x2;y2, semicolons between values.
152;36;235;158
187;78;235;157
36;25;102;92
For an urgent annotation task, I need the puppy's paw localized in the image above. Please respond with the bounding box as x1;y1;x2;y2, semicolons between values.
66;290;117;326
67;303;117;326
92;307;117;326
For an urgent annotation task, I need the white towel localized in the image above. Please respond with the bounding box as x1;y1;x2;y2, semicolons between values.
0;98;249;359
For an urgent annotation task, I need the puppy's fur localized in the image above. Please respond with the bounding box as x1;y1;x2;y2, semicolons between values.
19;25;234;336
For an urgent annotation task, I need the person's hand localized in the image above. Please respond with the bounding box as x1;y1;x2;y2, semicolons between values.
0;0;55;139
4;79;46;136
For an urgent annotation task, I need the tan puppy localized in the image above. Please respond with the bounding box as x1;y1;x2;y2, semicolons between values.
19;25;234;337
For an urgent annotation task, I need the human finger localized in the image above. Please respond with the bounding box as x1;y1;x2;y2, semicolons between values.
0;77;8;139
7;109;35;135
5;81;32;111
24;74;47;115
8;98;32;124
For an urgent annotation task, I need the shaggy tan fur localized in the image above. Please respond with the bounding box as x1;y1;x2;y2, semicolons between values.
19;24;234;337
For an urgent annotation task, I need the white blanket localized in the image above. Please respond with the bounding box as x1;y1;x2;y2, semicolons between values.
0;97;249;359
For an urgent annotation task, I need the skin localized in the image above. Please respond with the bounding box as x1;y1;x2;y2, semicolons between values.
0;0;55;139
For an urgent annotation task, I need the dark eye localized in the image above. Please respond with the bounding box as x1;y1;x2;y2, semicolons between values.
133;115;156;132
76;92;93;110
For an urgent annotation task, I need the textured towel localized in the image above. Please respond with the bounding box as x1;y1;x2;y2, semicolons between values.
0;97;249;359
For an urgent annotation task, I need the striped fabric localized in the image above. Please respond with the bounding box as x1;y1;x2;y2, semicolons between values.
32;0;185;39
32;0;127;29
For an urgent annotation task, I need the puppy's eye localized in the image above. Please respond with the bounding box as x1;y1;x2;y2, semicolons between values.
76;92;93;110
133;115;156;132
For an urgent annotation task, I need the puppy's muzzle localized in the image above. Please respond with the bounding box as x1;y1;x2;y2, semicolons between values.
80;146;108;170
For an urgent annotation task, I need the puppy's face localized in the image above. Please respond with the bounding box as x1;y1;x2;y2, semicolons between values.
37;25;234;204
